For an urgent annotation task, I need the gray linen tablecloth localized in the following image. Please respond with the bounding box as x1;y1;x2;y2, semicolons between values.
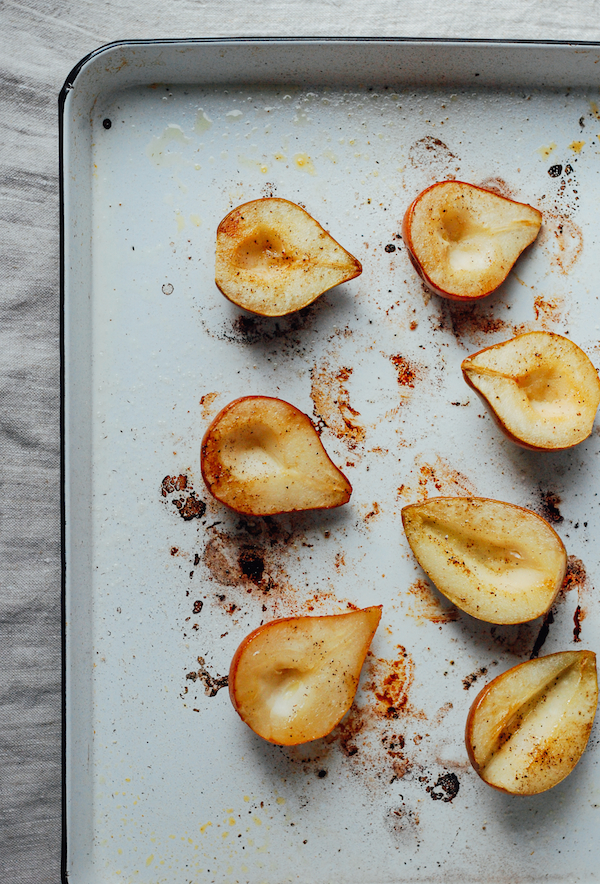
2;2;600;881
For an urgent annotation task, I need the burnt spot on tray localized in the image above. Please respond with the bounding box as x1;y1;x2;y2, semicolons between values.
390;355;420;388
203;530;274;592
186;656;229;697
539;157;579;220
238;547;265;583
529;609;555;659
162;474;188;495
535;489;563;524
573;605;585;642
384;243;396;253
426;772;460;802
193;600;203;614
161;473;207;521
173;495;206;520
462;666;488;690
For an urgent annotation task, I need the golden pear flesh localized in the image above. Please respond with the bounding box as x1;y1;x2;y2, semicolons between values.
402;496;566;624
402;181;542;300
215;198;362;316
462;331;600;450
229;606;382;745
466;650;598;795
201;396;352;515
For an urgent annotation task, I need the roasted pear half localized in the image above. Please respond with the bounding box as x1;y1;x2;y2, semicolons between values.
462;331;600;450
402;181;542;300
402;497;566;624
466;651;598;795
215;198;362;316
201;396;352;515
229;606;382;745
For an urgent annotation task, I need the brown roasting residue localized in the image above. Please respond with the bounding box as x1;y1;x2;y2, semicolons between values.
323;648;422;775
560;555;587;596
541;214;583;274
559;555;590;643
310;362;366;447
365;647;423;720
390;355;420;388
416;456;477;500
433;702;453;725
478;177;513;198
533;294;564;327
432;299;529;346
364;502;381;522
381;731;411;779
200;391;221;418
238;547;265;583
409;136;458;180
405;579;459;624
202;526;355;620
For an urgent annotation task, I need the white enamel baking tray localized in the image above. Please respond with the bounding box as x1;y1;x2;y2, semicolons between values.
61;39;600;884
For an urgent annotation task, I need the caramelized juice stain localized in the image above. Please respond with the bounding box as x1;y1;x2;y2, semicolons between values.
404;579;459;624
310;361;366;448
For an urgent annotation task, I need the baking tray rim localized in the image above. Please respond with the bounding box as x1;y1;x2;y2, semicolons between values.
59;35;600;884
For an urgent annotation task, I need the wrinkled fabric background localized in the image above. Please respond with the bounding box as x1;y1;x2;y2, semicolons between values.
2;2;600;881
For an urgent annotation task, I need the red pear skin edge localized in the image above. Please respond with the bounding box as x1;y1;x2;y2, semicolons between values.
228;606;383;746
215;197;362;317
401;495;567;625
461;332;600;451
200;395;352;516
464;650;598;795
401;181;542;302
